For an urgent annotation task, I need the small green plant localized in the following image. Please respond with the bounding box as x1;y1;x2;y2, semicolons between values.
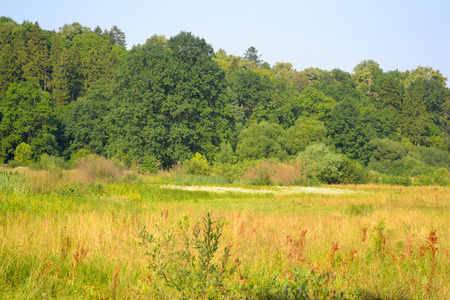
348;204;374;216
282;269;345;299
14;143;33;164
138;212;236;299
241;268;345;299
371;220;387;255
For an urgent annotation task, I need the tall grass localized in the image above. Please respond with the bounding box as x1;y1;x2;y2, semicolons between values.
0;170;449;298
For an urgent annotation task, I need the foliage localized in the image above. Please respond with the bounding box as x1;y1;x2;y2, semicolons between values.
138;212;236;299
299;143;346;184
38;153;67;171
76;155;124;182
183;152;210;175
14;143;32;164
285;116;327;155
1;16;450;182
106;32;232;168
400;78;432;146
68;149;90;167
139;155;159;174
243;46;261;66
240;158;307;186
216;142;237;164
295;87;336;124
236;122;288;161
328;97;368;160
66;81;113;155
410;146;450;169
0;81;58;162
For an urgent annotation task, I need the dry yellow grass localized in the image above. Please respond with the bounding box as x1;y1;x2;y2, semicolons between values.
0;182;449;298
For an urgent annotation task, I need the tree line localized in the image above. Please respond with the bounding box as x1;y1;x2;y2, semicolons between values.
1;17;449;181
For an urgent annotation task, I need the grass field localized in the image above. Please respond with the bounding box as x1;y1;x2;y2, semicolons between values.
0;169;449;299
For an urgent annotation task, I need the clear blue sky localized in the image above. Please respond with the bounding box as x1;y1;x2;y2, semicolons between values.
3;0;450;83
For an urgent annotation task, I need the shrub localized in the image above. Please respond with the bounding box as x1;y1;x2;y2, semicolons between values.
241;159;306;186
14;143;32;164
183;153;210;175
39;154;67;171
340;158;370;184
69;149;90;168
285;116;327;155
139;155;159;173
411;146;450;169
216;142;237;164
7;160;24;168
76;155;124;182
379;174;411;186
138;212;236;299
299;143;345;184
236;122;288;161
402;156;430;177
432;167;450;186
368;138;408;162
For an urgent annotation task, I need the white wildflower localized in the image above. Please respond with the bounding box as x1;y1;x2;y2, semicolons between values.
158;185;359;195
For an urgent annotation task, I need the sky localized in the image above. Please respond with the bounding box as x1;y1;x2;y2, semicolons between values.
3;0;450;83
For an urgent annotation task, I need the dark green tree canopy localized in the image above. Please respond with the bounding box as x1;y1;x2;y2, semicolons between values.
236;122;288;161
0;80;58;162
1;16;449;178
105;32;233;167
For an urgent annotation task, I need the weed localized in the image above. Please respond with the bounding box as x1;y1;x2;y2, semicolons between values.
348;204;375;216
371;220;387;255
138;212;237;299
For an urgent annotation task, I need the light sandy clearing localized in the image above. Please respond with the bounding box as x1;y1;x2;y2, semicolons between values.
159;184;360;195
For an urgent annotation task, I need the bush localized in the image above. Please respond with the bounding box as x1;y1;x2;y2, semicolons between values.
432;167;450;186
379;174;411;186
14;143;32;164
236;122;288;161
139;155;159;173
216;142;237;164
7;160;24;168
69;149;90;168
411;146;450;169
183;153;210;175
138;212;236;299
76;155;124;182
241;159;306;186
39;154;67;171
299;143;345;184
368;138;408;162
340;158;370;184
285;116;327;155
402;156;431;177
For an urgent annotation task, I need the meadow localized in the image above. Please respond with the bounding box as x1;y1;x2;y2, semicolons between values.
0;167;449;299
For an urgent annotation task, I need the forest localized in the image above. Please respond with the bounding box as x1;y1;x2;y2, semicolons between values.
2;17;450;299
1;17;449;186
